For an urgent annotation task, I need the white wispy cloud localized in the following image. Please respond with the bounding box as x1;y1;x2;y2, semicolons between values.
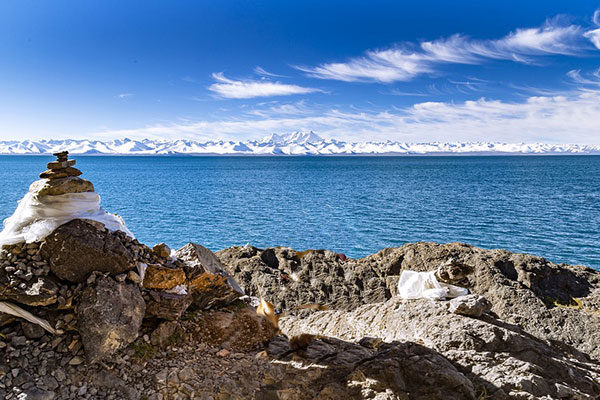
297;16;598;83
118;93;134;98
208;72;322;99
253;66;287;78
93;72;600;144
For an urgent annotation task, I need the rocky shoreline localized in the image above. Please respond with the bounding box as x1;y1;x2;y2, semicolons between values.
1;237;599;399
0;154;599;399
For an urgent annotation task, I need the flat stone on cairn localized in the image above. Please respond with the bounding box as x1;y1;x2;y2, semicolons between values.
39;151;82;180
29;150;94;196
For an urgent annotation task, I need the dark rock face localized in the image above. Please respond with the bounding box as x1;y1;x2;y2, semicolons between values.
40;219;134;283
0;269;59;306
216;246;396;311
145;290;193;321
265;335;475;400
77;276;145;363
188;272;240;310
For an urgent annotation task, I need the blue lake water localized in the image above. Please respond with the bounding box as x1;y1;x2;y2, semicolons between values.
0;155;598;269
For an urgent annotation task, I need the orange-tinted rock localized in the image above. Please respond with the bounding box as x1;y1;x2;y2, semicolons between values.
188;272;240;309
142;264;186;290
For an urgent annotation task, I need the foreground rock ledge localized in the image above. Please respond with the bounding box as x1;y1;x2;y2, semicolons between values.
1;239;599;400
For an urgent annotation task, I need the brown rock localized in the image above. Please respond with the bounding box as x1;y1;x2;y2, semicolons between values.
152;243;171;259
150;320;178;346
192;306;278;351
142;264;186;290
40;219;134;283
77;276;145;363
177;243;244;294
188;272;240;309
53;151;68;158
47;160;76;170
29;177;94;196
39;166;82;179
145;290;192;320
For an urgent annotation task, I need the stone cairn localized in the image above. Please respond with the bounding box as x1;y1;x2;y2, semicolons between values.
39;151;82;180
0;155;251;399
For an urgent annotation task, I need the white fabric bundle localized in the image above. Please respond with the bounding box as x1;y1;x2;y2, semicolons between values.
397;270;468;300
0;191;133;246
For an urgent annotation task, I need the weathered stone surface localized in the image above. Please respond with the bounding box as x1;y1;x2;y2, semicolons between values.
152;243;171;259
265;335;475;400
448;294;491;317
40;219;134;283
220;242;600;362
188;272;240;310
192;306;278;351
177;242;244;294
39;166;82;179
29;176;94;197
217;246;394;311
279;297;600;399
142;264;186;290
150;320;178;347
145;290;193;320
0;268;59;306
47;159;76;170
21;321;46;339
77;276;145;363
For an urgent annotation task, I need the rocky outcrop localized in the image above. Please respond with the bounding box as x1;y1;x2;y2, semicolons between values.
219;242;600;362
77;276;145;363
40;219;135;283
264;335;476;400
279;297;600;399
217;246;389;311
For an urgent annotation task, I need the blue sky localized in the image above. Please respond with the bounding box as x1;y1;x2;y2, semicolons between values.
1;1;600;143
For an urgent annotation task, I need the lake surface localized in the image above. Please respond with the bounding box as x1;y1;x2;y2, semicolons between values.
0;155;598;269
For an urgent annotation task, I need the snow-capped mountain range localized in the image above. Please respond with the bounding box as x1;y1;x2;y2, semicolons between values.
1;132;599;155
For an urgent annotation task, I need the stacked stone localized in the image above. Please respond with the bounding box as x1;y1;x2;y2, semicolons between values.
39;151;82;180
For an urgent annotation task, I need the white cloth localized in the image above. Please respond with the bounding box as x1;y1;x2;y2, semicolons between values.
0;191;133;246
397;270;468;300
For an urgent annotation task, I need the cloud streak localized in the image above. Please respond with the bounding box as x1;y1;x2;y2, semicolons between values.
208;73;322;99
94;73;600;144
297;16;598;83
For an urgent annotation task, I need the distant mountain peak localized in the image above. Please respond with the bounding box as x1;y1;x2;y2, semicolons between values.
261;131;323;145
0;134;599;155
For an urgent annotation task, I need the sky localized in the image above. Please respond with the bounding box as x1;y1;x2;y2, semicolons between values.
1;1;600;143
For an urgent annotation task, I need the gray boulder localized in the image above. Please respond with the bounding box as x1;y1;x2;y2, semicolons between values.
77;276;145;363
40;219;135;283
448;294;491;317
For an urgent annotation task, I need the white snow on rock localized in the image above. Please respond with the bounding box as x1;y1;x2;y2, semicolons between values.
1;132;599;155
